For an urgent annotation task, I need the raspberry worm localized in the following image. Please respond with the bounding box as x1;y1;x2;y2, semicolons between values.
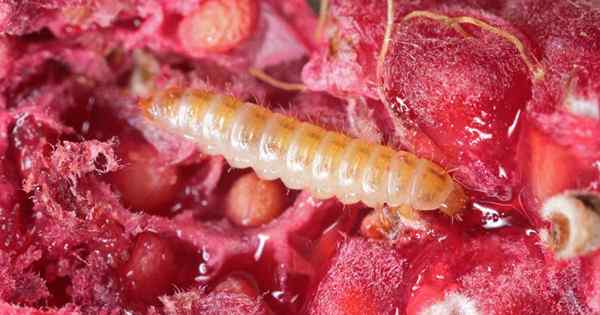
140;88;466;215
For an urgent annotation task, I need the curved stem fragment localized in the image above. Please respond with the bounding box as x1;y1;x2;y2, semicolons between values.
248;68;306;92
403;10;545;80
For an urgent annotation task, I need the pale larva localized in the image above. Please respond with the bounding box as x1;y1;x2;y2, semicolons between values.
140;88;466;215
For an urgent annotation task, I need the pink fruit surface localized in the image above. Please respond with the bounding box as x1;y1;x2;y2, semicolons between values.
517;112;600;214
381;7;533;201
305;238;407;314
308;225;591;315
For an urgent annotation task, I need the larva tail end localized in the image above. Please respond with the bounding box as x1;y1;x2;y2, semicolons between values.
439;185;467;217
138;88;186;121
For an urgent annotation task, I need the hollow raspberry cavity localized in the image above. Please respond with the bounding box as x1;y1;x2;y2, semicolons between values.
110;139;180;215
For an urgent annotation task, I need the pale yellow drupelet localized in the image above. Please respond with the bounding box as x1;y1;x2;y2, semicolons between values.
140;89;466;215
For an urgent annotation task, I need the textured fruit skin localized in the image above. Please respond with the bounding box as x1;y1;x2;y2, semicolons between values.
305;238;407;315
501;3;600;117
381;7;535;201
307;226;587;315
303;0;538;202
302;0;438;99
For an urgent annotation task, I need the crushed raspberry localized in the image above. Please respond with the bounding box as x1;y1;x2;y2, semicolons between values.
0;0;599;314
382;7;533;201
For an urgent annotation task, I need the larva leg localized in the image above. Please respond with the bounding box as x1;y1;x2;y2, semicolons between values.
360;204;424;240
540;191;600;260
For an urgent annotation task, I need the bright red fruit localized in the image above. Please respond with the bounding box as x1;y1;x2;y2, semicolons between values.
382;8;533;201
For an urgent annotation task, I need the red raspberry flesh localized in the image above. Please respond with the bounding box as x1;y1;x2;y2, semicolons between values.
110;139;180;214
518;112;600;213
0;190;24;252
307;238;407;314
120;232;177;304
520;125;578;203
383;8;532;201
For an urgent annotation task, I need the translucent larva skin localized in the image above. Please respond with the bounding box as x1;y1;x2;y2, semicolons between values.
140;89;466;214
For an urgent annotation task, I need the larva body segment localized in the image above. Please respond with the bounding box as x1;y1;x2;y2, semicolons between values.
140;89;466;213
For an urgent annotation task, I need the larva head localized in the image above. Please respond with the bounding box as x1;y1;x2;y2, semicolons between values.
540;191;600;260
439;184;468;218
411;160;467;216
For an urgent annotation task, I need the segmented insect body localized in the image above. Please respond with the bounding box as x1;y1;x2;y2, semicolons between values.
140;89;466;215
